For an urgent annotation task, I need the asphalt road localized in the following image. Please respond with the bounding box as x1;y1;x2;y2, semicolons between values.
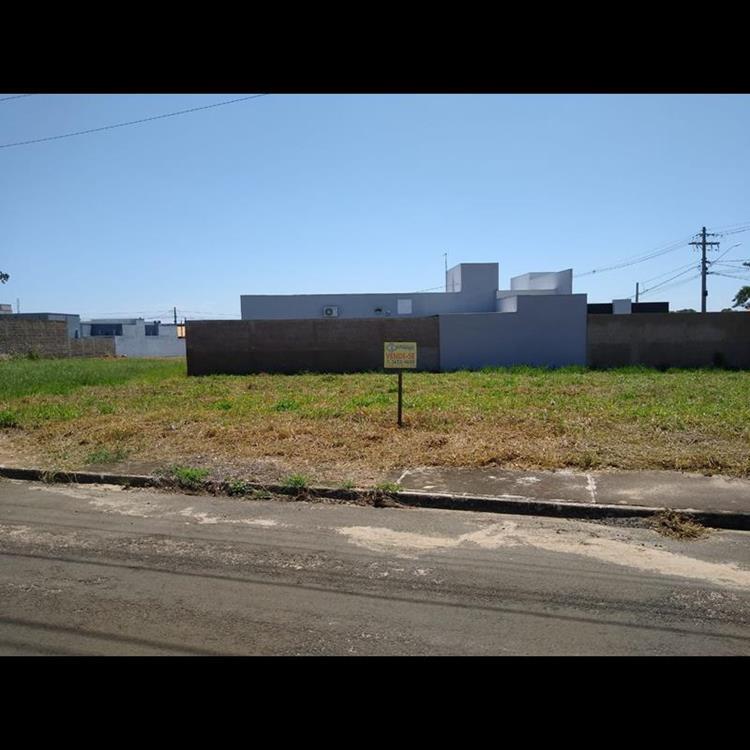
1;478;748;655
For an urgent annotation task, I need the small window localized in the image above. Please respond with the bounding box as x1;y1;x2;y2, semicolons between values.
397;299;412;315
90;323;123;336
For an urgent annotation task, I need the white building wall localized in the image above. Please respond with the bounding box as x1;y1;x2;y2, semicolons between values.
510;270;573;294
241;263;500;320
114;336;186;357
440;294;588;370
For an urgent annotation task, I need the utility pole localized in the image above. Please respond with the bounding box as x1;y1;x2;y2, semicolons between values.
689;227;720;313
173;306;177;325
635;282;639;303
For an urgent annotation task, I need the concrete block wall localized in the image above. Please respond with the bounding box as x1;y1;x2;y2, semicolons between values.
186;310;750;376
587;312;750;369
0;318;115;358
70;337;116;357
187;318;440;375
0;319;71;357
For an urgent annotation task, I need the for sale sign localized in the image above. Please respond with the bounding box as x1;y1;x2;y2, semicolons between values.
384;342;417;369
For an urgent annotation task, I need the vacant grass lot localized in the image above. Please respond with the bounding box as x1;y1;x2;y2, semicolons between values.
1;357;749;484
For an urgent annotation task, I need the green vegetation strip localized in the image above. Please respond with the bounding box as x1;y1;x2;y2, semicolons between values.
0;358;748;479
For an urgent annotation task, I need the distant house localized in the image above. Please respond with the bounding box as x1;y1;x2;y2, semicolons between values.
199;263;590;371
81;318;185;357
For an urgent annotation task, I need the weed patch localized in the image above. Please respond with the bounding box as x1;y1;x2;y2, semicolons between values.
282;474;312;490
169;465;210;490
0;410;20;428
85;446;129;465
273;398;300;412
225;478;271;499
374;482;401;494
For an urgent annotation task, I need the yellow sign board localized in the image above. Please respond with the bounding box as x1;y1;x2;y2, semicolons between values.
384;341;417;369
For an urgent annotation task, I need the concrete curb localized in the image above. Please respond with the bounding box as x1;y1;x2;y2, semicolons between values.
1;465;749;531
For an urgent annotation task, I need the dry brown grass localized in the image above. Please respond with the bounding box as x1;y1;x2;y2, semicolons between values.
1;360;749;486
646;510;710;540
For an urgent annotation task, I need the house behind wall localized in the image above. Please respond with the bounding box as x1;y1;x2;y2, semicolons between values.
190;259;750;373
82;318;186;357
187;263;588;374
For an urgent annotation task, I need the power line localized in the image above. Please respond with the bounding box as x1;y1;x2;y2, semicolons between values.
716;227;750;238
574;234;694;278
79;311;175;318
707;220;750;233
710;272;750;282
0;94;268;150
0;94;35;103
576;224;750;282
639;259;698;286
640;265;700;296
180;310;239;315
639;272;703;298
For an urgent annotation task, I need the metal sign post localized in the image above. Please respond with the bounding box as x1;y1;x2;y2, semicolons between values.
397;370;403;426
384;342;417;427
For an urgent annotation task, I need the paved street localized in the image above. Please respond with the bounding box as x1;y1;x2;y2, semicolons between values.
0;478;748;655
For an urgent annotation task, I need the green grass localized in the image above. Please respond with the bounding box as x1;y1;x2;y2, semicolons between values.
0;357;184;399
282;474;313;489
1;358;749;479
169;465;211;489
226;479;272;499
85;446;129;465
273;398;300;412
0;410;20;428
374;482;401;494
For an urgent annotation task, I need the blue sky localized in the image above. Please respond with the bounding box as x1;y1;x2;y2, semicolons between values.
2;94;749;319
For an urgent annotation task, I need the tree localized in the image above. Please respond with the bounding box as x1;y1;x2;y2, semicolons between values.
0;271;8;284
732;286;750;310
732;262;750;310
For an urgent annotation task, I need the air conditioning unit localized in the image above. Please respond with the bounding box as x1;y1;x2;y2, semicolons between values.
322;305;339;318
